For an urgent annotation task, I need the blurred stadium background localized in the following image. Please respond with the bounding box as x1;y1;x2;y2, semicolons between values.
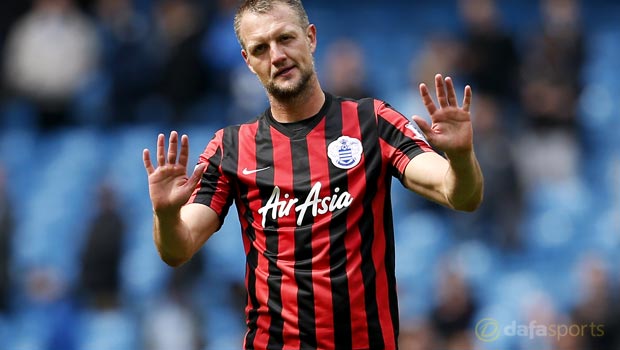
0;0;618;349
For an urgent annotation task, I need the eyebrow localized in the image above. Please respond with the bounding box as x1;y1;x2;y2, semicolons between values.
245;25;300;51
246;42;265;54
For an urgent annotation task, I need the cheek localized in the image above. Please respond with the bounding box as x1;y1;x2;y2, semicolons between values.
249;60;269;77
256;64;274;82
302;47;315;64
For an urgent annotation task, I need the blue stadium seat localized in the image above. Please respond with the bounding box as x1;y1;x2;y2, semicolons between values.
76;308;137;350
0;99;37;130
203;206;246;284
394;210;452;316
120;218;171;305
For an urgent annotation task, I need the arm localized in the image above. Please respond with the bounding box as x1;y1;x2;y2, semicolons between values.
404;74;483;211
152;203;220;267
143;132;220;267
403;150;483;211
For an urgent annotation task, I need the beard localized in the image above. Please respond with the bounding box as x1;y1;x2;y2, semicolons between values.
265;64;314;101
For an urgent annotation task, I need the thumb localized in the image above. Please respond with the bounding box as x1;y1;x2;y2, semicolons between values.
411;115;432;136
186;163;206;189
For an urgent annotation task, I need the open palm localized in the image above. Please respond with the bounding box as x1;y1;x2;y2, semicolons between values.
143;132;205;216
412;74;473;158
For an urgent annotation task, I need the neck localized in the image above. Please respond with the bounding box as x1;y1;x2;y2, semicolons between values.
269;77;325;123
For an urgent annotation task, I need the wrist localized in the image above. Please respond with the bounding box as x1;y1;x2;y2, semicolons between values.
153;207;192;265
154;207;183;227
445;149;475;168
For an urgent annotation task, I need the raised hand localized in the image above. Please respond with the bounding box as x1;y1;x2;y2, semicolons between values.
143;131;205;216
412;74;473;158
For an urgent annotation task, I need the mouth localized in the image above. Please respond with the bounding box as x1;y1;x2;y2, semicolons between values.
274;66;295;78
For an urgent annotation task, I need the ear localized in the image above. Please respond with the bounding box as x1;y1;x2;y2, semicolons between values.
241;49;256;74
307;24;317;53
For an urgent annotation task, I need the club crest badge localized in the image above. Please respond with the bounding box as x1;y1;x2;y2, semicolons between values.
327;136;363;169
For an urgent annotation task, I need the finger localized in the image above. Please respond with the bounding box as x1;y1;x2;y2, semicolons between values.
435;74;449;108
157;133;165;166
178;134;189;168
412;115;432;136
167;131;178;165
419;83;438;115
462;85;473;112
185;163;206;190
143;148;155;175
445;77;458;107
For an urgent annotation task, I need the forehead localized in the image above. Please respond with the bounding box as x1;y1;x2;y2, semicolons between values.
239;3;303;44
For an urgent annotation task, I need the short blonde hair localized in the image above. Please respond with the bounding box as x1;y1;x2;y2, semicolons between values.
234;0;310;49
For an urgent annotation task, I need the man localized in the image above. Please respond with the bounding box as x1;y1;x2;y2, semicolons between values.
142;0;483;349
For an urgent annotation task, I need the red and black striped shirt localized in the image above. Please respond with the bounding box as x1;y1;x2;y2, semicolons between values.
189;93;434;350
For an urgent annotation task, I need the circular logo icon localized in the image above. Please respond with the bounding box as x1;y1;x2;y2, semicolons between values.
327;136;363;170
475;318;500;342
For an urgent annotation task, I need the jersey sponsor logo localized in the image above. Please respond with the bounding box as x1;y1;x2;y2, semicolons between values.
257;182;353;227
328;136;363;169
242;166;271;175
405;121;431;146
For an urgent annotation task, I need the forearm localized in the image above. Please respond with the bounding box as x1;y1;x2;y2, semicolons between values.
153;210;196;267
443;150;484;212
153;204;221;267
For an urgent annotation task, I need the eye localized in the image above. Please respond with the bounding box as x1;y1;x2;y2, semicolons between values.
252;44;267;56
280;34;294;43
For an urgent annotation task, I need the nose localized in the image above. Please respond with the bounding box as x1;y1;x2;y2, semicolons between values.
270;44;286;66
